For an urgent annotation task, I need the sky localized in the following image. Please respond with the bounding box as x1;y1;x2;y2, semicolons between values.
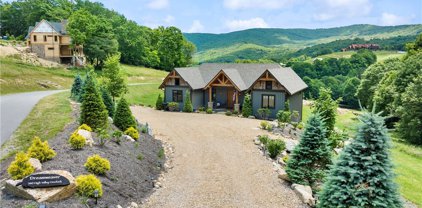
97;0;421;33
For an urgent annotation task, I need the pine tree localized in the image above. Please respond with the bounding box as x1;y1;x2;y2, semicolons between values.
113;97;136;131
101;87;115;117
286;113;332;187
242;93;253;117
155;94;164;110
312;87;339;137
78;74;87;103
80;71;109;131
103;54;127;101
183;90;193;112
318;111;402;208
70;74;83;101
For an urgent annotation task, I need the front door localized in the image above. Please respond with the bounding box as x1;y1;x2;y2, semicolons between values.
227;88;234;109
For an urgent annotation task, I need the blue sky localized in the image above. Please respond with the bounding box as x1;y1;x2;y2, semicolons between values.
98;0;421;33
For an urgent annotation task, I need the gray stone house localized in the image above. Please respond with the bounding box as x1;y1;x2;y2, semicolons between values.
159;63;308;120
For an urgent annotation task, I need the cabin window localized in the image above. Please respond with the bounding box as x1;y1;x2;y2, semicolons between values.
54;36;58;42
172;90;183;102
174;78;180;86
265;81;272;90
33;35;37;42
44;35;47;42
48;47;54;50
262;94;275;109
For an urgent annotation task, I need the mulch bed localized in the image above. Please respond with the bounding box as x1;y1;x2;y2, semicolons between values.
0;107;165;207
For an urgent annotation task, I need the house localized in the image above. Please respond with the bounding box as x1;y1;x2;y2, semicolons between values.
342;43;380;51
25;19;84;65
159;63;308;120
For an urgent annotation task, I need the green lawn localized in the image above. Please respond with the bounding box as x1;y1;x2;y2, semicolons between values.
126;83;163;107
121;64;167;84
316;50;404;63
1;92;72;160
302;104;422;206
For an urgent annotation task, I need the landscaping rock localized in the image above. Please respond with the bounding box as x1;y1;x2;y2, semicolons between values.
248;115;255;119
116;205;123;208
29;158;42;171
77;129;94;147
285;139;299;153
278;157;286;166
5;170;76;202
254;138;260;145
278;169;290;181
123;135;135;142
334;148;342;154
291;183;315;206
108;116;114;124
128;202;139;208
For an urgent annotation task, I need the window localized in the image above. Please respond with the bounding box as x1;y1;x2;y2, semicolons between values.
54;36;58;42
262;95;275;109
172;90;183;102
33;35;37;42
44;35;47;42
174;78;180;86
265;81;272;90
48;47;54;50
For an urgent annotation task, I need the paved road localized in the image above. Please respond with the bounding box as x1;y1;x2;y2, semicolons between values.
133;107;305;208
0;90;65;144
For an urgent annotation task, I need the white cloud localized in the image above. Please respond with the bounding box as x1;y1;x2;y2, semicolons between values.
314;0;372;21
147;0;169;10
225;18;269;31
223;0;294;10
188;20;205;33
380;13;408;26
164;15;175;24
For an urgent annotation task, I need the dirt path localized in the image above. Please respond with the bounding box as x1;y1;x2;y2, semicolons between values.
132;107;305;208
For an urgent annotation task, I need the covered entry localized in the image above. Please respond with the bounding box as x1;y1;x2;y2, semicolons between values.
205;70;240;111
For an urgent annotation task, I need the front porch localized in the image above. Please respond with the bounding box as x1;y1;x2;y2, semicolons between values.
205;71;241;112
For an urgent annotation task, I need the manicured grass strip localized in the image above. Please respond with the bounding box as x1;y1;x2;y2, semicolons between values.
1;91;72;160
125;84;163;107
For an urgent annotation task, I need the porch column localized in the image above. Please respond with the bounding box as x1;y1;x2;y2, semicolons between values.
234;90;240;112
208;86;213;109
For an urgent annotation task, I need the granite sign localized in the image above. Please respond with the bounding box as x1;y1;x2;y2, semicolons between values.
19;174;70;188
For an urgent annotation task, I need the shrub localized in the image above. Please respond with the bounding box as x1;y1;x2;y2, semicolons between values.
291;110;300;122
78;124;92;132
97;128;110;147
328;130;348;149
158;148;165;159
260;121;269;129
168;102;179;112
140;125;148;134
69;133;86;149
198;106;205;112
80;70;109;131
7;152;35;180
112;130;123;145
84;155;111;175
124;127;139;140
258;135;269;146
75;174;103;198
225;111;232;116
297;122;304;130
257;108;271;119
155;94;164;110
101;87;115;117
282;155;289;163
70;74;83;101
242;93;253;117
318;112;402;207
137;153;144;161
266;139;286;159
266;124;273;131
286;113;332;187
232;110;239;115
113;97;136;131
206;108;213;114
27;137;56;162
312;87;340;138
183;90;193;112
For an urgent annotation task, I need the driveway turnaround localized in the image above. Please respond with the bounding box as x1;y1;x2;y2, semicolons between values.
0;90;64;144
132;107;305;208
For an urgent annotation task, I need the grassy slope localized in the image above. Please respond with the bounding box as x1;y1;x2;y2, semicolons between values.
1;92;72;160
316;50;404;62
303;104;422;206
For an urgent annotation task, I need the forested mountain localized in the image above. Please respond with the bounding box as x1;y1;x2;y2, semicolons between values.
185;24;422;63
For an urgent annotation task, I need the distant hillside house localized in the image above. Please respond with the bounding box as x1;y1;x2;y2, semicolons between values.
26;19;84;65
159;63;308;120
342;43;380;51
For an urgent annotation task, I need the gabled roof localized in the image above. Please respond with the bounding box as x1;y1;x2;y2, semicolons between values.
168;63;307;95
26;19;68;39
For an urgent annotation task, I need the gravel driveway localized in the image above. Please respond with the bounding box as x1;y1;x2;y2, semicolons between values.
132;107;305;208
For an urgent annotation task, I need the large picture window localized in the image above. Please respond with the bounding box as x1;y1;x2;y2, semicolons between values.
262;94;275;109
172;90;183;102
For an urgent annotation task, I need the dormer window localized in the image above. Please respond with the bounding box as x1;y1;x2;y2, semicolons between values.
175;78;180;86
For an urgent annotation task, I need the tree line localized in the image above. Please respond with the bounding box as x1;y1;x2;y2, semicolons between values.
0;0;196;71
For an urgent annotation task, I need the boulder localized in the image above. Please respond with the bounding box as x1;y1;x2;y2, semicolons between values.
278;157;286;166
116;205;123;208
108;117;114;124
248;115;256;119
128;202;139;208
291;183;315;206
29;158;42;171
123;135;135;142
254;138;260;145
5;170;76;202
278;169;290;181
77;129;94;147
285;139;299;153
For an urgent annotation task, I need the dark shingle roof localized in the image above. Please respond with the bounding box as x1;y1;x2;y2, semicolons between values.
173;63;308;95
26;20;67;39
